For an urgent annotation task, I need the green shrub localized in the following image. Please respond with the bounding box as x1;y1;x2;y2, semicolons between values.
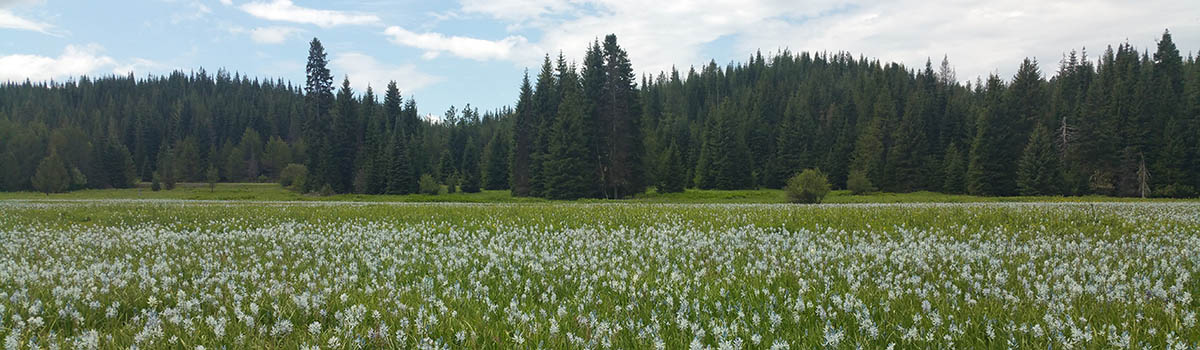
846;169;875;195
786;169;831;204
278;163;307;191
418;174;441;195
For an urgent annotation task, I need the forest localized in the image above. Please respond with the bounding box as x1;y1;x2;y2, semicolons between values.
1;31;1197;198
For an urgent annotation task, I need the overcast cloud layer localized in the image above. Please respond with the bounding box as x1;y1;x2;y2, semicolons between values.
1;0;1197;114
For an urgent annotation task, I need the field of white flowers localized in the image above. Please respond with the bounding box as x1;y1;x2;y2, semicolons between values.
0;201;1197;349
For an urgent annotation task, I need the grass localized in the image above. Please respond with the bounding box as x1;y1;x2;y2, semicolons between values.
1;183;1191;203
0;201;1196;348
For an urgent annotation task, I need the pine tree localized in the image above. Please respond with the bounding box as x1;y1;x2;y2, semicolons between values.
597;34;644;198
31;151;70;194
483;131;510;190
968;75;1012;196
303;38;334;192
942;143;967;194
206;165;219;192
885;91;930;192
461;136;482;193
328;77;357;193
768;96;810;189
849;118;885;193
656;141;687;193
543;67;598;199
156;144;177;190
385;129;416;195
510;72;535;196
529;55;558;197
1016;123;1063;195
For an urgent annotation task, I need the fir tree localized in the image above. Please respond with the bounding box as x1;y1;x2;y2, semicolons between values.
1016;123;1064;195
385;129;416;195
461;136;482;193
543;67;598;199
510;72;535;196
483;131;510;190
942;143;967;194
655;141;687;193
303;38;334;192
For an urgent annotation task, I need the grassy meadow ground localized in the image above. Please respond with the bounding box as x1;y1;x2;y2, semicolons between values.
0;182;1186;203
0;185;1197;348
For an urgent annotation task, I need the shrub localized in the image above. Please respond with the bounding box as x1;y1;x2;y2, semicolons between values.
418;174;441;195
151;171;162;191
846;169;875;195
278;163;307;191
786;169;831;204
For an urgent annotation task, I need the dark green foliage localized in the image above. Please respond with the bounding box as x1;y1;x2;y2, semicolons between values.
32;151;70;194
510;72;535;196
968;75;1012;196
942;143;967;194
418;174;440;195
785;169;831;204
0;32;1195;199
1017;123;1064;195
483;131;510;190
151;172;162;192
279;163;307;191
385;130;416;195
696;100;752;190
655;142;687;194
206;165;219;192
846;170;875;195
543;68;598;199
460;136;482;193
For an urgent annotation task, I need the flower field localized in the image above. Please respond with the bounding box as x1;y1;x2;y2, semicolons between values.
0;201;1197;349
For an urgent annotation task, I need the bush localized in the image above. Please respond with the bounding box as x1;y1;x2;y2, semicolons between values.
785;168;831;204
418;174;441;195
846;169;875;195
278;163;307;191
151;171;162;191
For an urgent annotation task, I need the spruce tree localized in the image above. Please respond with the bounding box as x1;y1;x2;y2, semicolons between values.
968;75;1012;196
656;141;687;193
543;67;598;199
303;38;334;192
529;55;558;197
769;98;810;189
1016;123;1064;196
483;131;509;190
385;129;416;195
942;143;967;194
849;118;885;193
510;72;535;196
597;34;645;198
461;136;482;193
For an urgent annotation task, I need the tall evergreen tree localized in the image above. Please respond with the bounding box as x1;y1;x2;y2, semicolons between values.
968;75;1013;196
510;72;535;196
544;67;598;199
483;131;510;190
1017;123;1064;195
596;34;645;198
385;128;416;195
303;38;334;192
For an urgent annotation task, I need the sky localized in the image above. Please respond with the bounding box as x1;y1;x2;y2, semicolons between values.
1;0;1199;116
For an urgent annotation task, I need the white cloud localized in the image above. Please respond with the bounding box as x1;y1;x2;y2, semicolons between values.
383;26;530;61
248;26;301;44
218;0;232;5
330;52;441;95
113;58;165;76
449;0;1200;81
240;0;380;27
0;45;117;82
0;8;58;35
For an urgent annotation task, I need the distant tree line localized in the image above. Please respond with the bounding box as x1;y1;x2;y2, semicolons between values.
1;31;1197;198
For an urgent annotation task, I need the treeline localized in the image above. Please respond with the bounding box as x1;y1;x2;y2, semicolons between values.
2;31;1197;198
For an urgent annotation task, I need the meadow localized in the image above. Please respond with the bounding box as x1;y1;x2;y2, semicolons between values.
0;200;1197;349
